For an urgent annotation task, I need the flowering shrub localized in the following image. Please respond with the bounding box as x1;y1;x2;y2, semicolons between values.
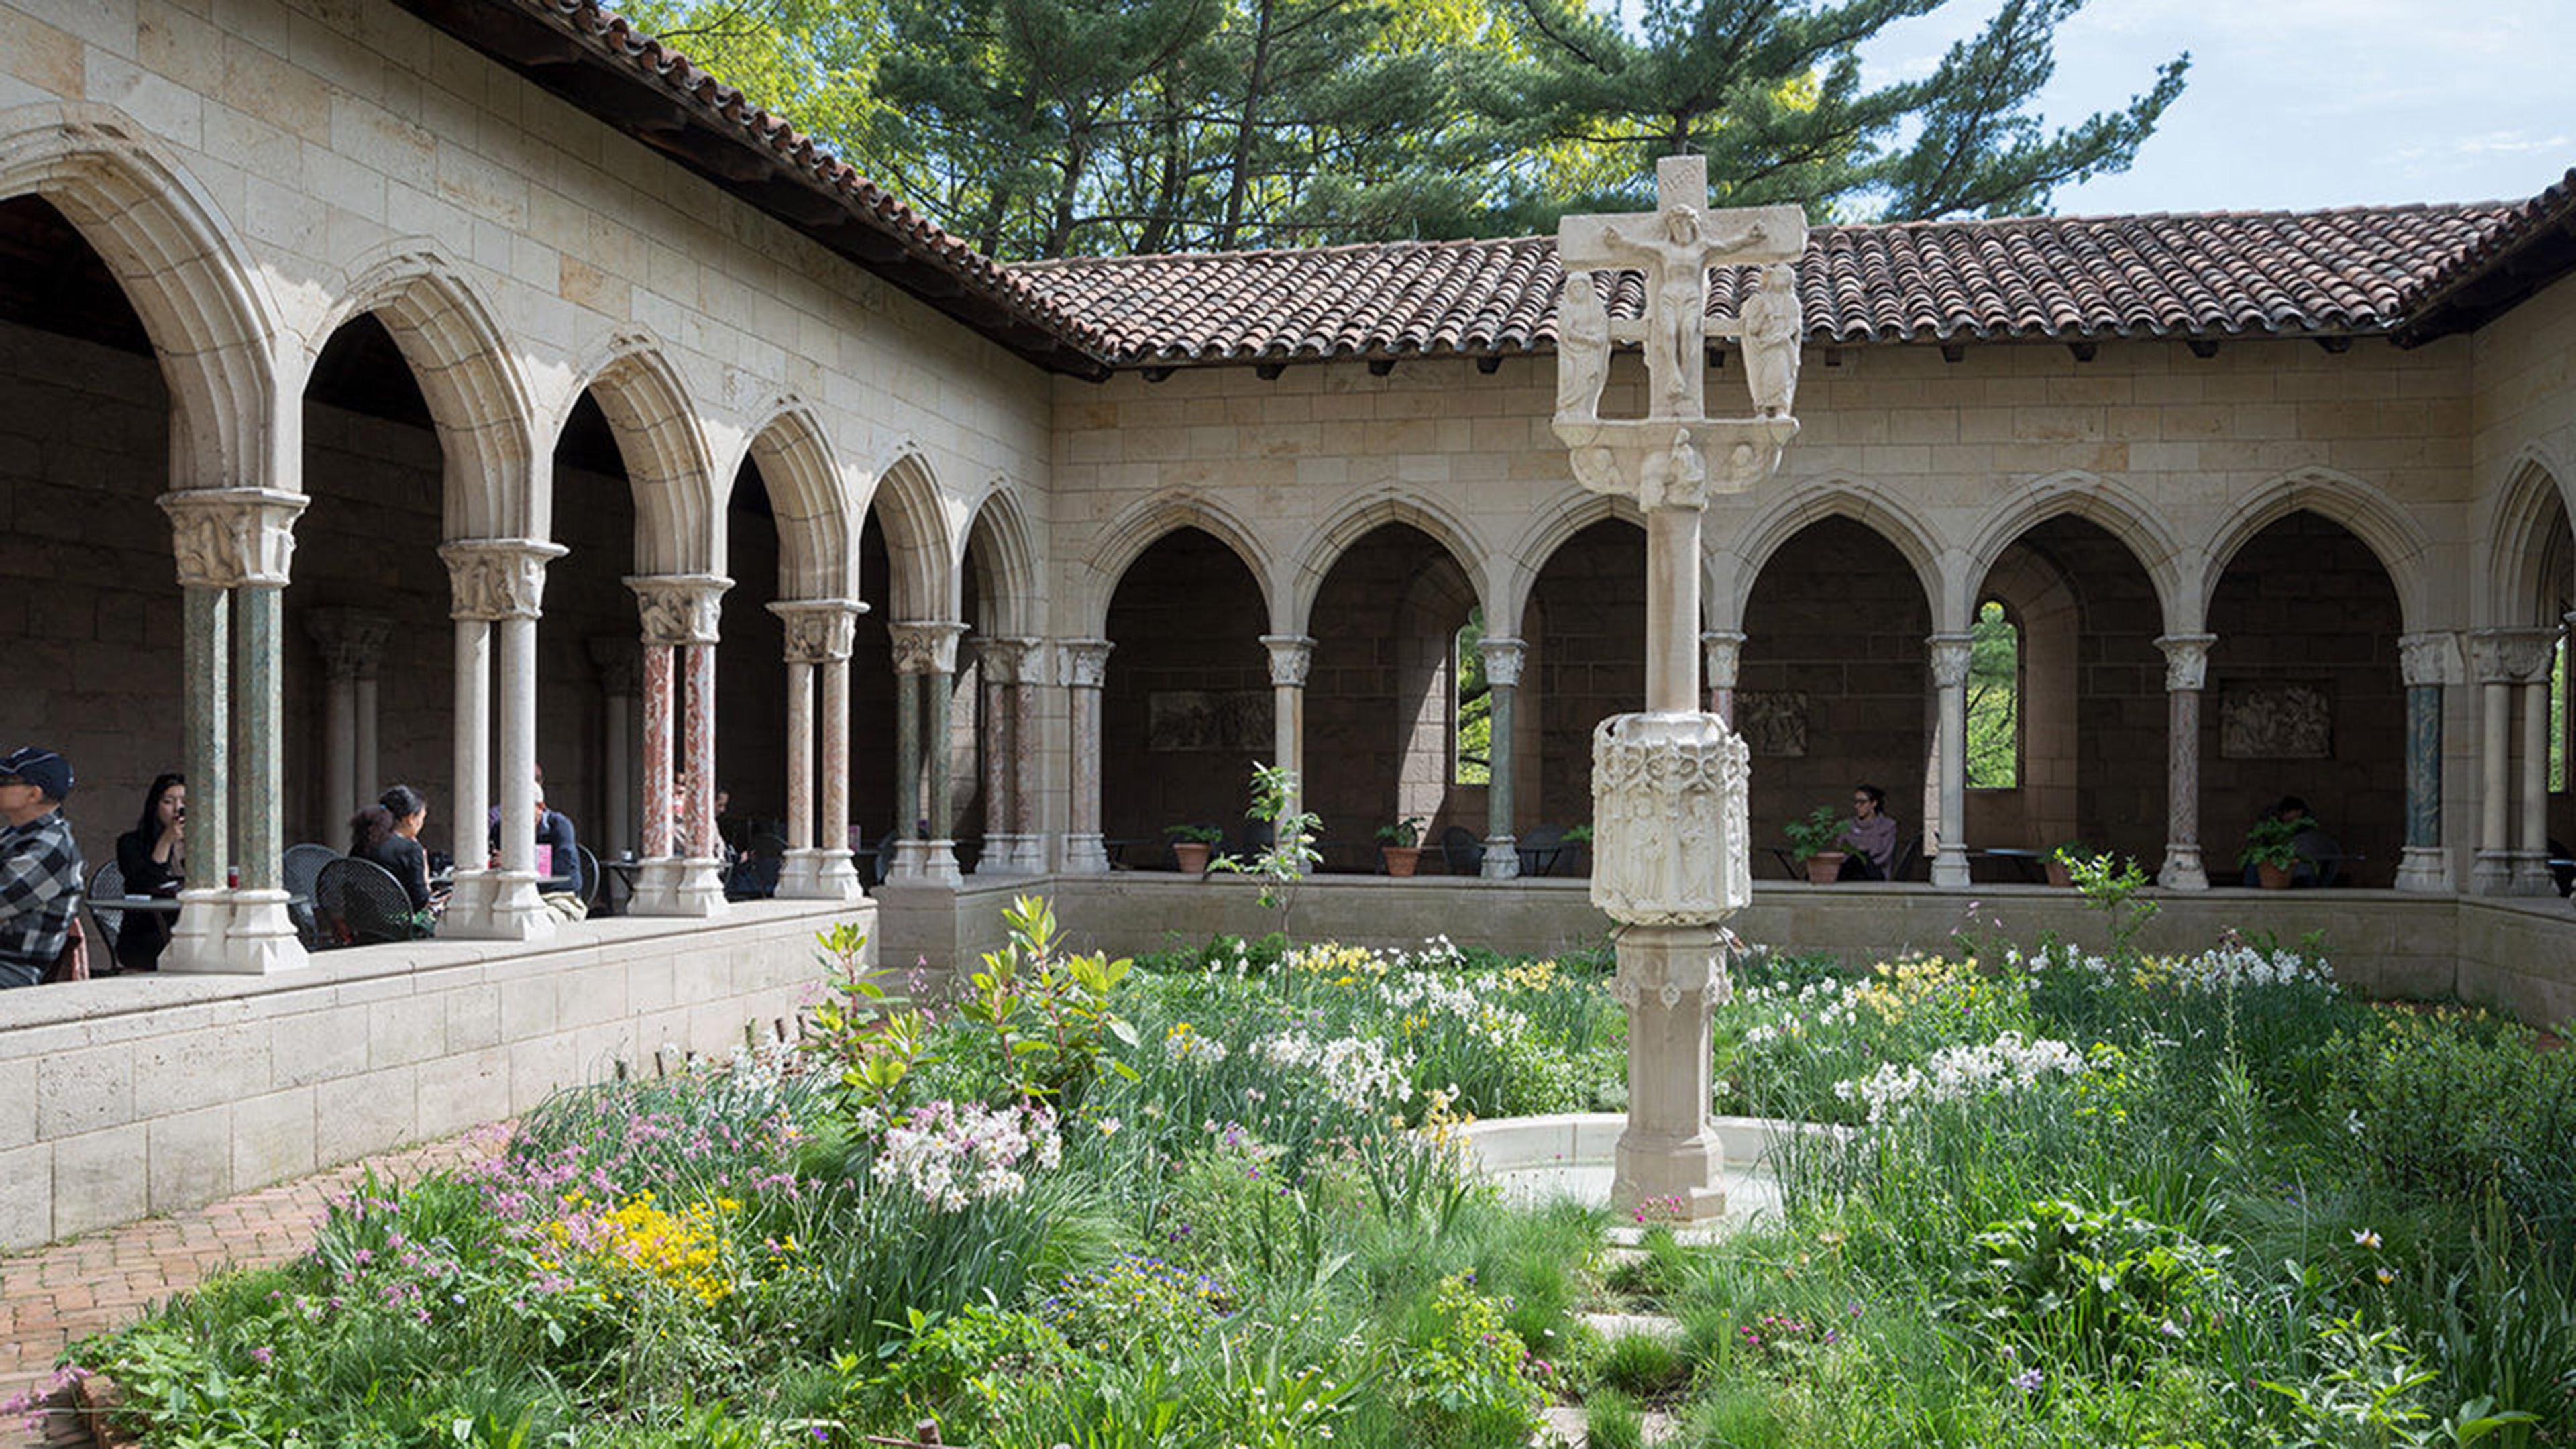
541;1191;737;1305
1831;1031;2094;1125
874;1099;1062;1212
1040;1253;1234;1353
1248;1028;1413;1113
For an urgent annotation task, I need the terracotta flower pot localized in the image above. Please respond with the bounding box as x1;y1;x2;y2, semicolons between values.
2045;859;2074;889
1381;845;1422;877
1805;851;1845;884
1172;841;1213;874
2255;861;2293;890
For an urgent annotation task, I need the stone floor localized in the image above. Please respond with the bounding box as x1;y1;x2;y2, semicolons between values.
2;1128;504;1447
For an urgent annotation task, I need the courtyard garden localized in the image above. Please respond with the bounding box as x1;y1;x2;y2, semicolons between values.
34;892;2576;1448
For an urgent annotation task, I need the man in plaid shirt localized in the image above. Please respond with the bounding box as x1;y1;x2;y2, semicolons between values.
0;746;85;988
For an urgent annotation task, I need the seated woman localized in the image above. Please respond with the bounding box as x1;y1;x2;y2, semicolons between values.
1837;783;1898;882
349;784;439;936
111;772;186;973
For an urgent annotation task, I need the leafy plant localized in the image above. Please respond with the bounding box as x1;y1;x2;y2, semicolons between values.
1163;823;1225;846
1210;763;1321;938
1972;1198;2228;1370
1784;806;1851;862
952;895;1140;1106
2057;850;2160;961
2240;815;2308;872
1375;816;1426;848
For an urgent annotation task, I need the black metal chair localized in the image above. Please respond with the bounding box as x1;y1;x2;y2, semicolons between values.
577;844;604;910
1517;824;1567;877
1439;824;1482;875
85;861;124;956
282;843;340;948
313;857;424;947
1887;834;1922;883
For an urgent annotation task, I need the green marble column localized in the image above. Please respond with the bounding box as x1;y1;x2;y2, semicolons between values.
182;585;229;892
232;582;283;891
896;671;922;836
926;668;955;840
2406;684;2443;851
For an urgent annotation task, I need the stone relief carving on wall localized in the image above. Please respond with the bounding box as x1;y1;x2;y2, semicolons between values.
1735;690;1808;757
2219;682;2333;759
1148;690;1275;753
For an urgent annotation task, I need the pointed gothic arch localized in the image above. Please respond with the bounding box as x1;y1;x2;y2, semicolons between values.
554;333;716;575
865;447;951;624
1285;487;1492;637
1719;473;1955;628
1081;488;1279;635
735;398;853;602
2197;466;2432;634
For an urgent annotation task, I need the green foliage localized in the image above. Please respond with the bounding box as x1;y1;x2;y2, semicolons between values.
1209;763;1321;935
1395;1272;1548;1443
1784;804;1850;861
1970;1198;2228;1369
1966;598;2019;789
1164;823;1226;845
2241;814;2308;871
2329;1010;2576;1239
1586;1387;1646;1449
2057;849;2158;959
1595;1330;1687;1397
952;894;1141;1106
1374;816;1426;847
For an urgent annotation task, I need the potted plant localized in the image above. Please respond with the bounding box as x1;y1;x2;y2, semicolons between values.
1165;824;1224;875
2239;816;2304;890
1785;805;1850;885
2045;841;2088;889
1375;817;1426;877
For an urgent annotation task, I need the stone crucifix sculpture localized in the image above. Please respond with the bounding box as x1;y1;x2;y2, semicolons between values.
1553;155;1808;1222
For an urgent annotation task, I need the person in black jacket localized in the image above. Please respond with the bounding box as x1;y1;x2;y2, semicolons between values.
112;772;186;972
350;784;437;934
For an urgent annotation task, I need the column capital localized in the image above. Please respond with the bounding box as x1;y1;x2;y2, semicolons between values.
586;635;642;694
160;486;307;588
1260;633;1316;688
441;538;568;621
2470;626;2557;684
1059;637;1114;688
1699;630;1746;690
1477;636;1528;688
1927;632;1976;689
625;572;731;645
2397;631;2467;688
303;606;395;680
973;635;1047;684
888;619;969;674
2154;632;2218;692
771;598;865;663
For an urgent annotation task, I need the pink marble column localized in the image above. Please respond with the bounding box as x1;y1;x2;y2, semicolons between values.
1701;630;1743;727
686;640;718;860
641;642;676;860
2155;633;2215;890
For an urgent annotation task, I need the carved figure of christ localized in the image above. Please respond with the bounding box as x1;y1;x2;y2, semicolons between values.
1558;156;1803;421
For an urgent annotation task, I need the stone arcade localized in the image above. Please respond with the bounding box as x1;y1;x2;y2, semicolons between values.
3;0;2576;1249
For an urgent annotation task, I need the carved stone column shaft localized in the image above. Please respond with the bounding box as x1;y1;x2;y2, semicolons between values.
1479;637;1527;879
627;573;730;918
1928;633;1974;888
2155;634;2215;891
2396;632;2462;892
1260;635;1315;821
1061;640;1114;874
444;539;566;941
887;621;967;888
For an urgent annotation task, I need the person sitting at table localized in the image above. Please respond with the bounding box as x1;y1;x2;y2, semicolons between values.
489;768;586;920
350;784;439;935
0;747;86;989
112;772;186;973
1837;783;1898;881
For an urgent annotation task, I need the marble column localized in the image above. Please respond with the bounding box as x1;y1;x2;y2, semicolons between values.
1010;649;1044;870
1260;635;1315;823
771;600;865;898
1928;633;1974;888
1061;639;1114;873
160;487;309;973
820;636;858;895
2154;633;2216;890
2468;629;2552;894
1701;630;1745;727
305;609;394;837
627;574;732;916
887;621;968;887
2396;632;2463;892
2514;640;2557;895
974;637;1046;874
439;540;567;938
1478;636;1527;879
587;637;641;858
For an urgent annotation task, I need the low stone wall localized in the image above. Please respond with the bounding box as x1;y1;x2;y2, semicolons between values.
0;900;871;1252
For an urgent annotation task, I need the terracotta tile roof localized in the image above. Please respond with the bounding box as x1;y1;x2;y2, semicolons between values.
2396;168;2576;343
1011;203;2523;364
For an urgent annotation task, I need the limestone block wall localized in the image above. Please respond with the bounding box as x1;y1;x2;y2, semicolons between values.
0;898;871;1251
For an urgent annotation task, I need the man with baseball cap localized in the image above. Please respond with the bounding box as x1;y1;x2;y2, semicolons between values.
0;746;86;988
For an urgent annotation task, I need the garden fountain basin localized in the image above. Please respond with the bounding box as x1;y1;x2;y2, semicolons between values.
1458;1112;1837;1243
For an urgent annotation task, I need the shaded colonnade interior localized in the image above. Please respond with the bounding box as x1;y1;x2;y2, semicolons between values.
1521;517;1647;861
1099;527;1270;867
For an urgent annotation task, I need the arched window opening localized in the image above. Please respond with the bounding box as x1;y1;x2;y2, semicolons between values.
1454;606;1489;786
1966;598;2020;790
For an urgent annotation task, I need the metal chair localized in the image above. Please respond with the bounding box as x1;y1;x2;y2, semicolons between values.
1887;834;1922;883
313;857;423;947
282;843;340;948
577;844;604;910
1439;824;1482;875
1517;824;1567;877
85;861;124;955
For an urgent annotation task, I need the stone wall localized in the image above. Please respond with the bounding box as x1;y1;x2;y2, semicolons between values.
0;898;872;1251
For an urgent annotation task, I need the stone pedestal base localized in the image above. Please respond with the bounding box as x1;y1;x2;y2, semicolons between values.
2393;845;2453;893
225;890;311;972
439;871;558;941
1930;845;1970;888
777;849;865;901
2157;847;2208;891
1481;837;1521;880
1062;833;1110;875
1609;924;1731;1222
2508;852;2557;896
887;839;963;888
628;858;729;918
2471;851;2514;895
979;834;1046;875
160;888;235;972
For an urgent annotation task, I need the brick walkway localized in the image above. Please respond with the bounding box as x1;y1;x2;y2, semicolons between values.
3;1128;505;1447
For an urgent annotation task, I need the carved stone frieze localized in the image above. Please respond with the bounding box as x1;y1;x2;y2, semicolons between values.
1589;712;1752;926
771;599;864;664
626;573;731;645
1700;631;1746;691
1059;638;1114;688
2155;633;2217;693
160;488;309;588
2396;631;2465;689
2471;627;2557;684
445;539;569;621
888;620;968;675
973;635;1046;684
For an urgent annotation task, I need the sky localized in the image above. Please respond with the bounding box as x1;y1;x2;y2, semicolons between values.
1847;0;2576;215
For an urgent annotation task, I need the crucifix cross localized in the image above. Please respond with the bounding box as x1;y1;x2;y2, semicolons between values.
1557;156;1804;421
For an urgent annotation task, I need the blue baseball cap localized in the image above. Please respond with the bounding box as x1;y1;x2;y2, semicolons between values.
0;747;73;802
